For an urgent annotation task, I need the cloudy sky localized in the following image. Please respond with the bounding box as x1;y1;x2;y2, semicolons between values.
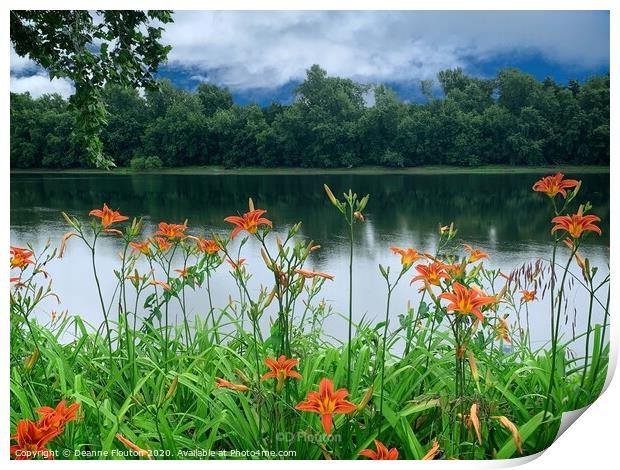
10;10;610;104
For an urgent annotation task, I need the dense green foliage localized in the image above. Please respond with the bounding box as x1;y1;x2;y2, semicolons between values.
11;65;609;169
10;10;173;168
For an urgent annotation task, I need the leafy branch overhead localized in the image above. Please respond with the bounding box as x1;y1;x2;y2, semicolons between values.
10;10;174;168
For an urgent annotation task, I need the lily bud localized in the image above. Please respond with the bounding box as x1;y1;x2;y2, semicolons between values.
353;211;365;222
116;434;153;460
235;368;251;384
62;211;80;229
470;403;482;444
164;375;178;402
59;231;78;259
24;348;40;371
468;351;479;383
357;386;374;412
276;237;286;257
248;197;255;212
492;416;522;454
324;184;340;208
261;248;273;270
264;288;277;308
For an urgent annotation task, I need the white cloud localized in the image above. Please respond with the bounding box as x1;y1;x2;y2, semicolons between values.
10;46;74;98
10;73;74;98
9;11;609;95
10;48;38;74
163;11;609;90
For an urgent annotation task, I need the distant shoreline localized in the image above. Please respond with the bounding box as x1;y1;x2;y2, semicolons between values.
10;164;610;176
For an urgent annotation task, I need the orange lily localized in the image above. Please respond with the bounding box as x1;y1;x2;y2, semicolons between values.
532;173;580;198
390;246;424;268
129;240;152;256
422;439;440;460
155;222;187;239
36;400;80;432
261;355;302;392
10;246;35;269
89;203;128;228
224;209;272;239
215;377;249;392
10;419;61;460
294;268;335;280
551;210;602;239
226;258;246;270
463;243;489;263
438;282;497;322
116;433;153;459
495;318;511;343
410;262;449;287
151;237;171;252
175;267;189;278
295;378;357;434
520;290;537;303
359;440;398;460
196;237;220;254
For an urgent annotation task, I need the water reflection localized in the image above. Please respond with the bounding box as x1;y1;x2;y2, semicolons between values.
10;172;610;350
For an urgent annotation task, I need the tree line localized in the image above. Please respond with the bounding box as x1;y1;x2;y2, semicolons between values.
10;65;609;169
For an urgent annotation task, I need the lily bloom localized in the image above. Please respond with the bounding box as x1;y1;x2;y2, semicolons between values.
551;210;602;239
224;209;272;239
196;238;220;254
174;267;189;278
294;268;335;280
89;203;128;228
410;262;449;287
215;377;249;392
422;439;440;460
155;222;187;239
295;378;356;434
520;290;537;303
495;318;511;344
444;262;467;280
390;246;424;268
129;240;152;256
532;173;580;198
116;433;153;460
10;246;35;269
261;355;303;392
36;400;80;432
359;440;398;460
463;244;489;263
226;258;246;270
10;419;61;460
151;237;171;252
438;282;497;322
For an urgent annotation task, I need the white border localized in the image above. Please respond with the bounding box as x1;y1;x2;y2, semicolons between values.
3;1;616;468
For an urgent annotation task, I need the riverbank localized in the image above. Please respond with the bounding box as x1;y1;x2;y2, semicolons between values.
10;164;610;176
